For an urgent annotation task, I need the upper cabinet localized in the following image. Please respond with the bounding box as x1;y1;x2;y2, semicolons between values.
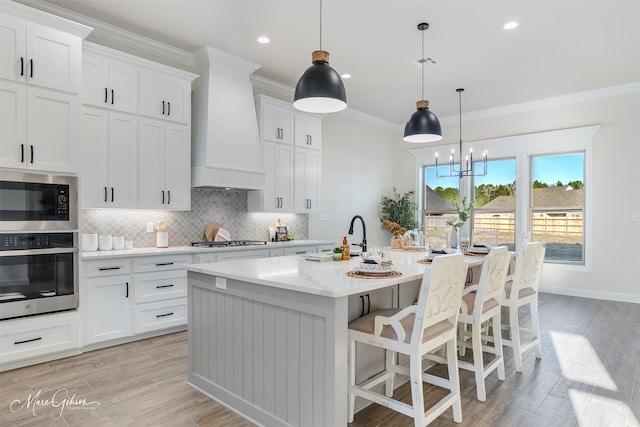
294;113;321;150
82;52;138;114
79;43;196;211
139;71;191;124
0;3;91;173
249;95;323;213
0;14;85;93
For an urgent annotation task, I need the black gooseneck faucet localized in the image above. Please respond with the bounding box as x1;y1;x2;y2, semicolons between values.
348;215;367;253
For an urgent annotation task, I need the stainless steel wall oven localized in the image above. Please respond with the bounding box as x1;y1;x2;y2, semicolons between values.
0;232;78;320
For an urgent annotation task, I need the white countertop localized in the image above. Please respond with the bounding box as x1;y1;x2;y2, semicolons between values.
81;239;335;259
185;250;484;298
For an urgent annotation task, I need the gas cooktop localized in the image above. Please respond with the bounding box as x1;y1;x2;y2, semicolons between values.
190;240;268;248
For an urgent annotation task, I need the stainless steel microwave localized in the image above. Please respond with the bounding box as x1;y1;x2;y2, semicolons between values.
0;170;77;231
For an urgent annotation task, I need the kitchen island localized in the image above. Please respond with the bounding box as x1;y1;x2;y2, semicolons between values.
185;250;483;427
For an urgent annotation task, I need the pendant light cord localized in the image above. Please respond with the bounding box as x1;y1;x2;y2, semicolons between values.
421;26;424;100
319;0;323;51
459;89;463;149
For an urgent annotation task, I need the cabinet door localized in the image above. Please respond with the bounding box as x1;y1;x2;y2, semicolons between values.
294;148;321;213
0;14;27;83
107;112;138;208
0;81;27;169
276;143;294;211
80;107;109;207
27;21;81;93
138;117;166;209
108;61;138;114
164;76;190;124
295;114;322;150
86;276;132;344
26;86;77;172
81;53;109;108
139;70;165;120
164;122;190;210
260;141;279;211
262;103;293;145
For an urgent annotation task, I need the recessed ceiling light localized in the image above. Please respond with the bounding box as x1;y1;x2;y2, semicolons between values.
503;21;518;30
257;36;270;44
341;73;351;79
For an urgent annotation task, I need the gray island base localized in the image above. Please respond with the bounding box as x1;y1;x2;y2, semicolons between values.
186;251;483;426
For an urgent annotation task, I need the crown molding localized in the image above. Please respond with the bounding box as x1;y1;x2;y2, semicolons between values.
438;81;640;124
12;0;196;69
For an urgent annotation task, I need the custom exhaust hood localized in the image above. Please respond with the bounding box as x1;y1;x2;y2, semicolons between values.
191;46;265;190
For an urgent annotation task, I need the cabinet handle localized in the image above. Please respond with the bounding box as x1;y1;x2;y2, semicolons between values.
309;135;312;145
360;295;365;317
156;312;174;318
162;100;165;115
29;59;33;78
155;262;174;266
111;89;114;105
167;190;171;205
156;284;174;289
167;102;170;116
14;337;42;345
20;144;24;163
105;87;108;103
20;57;24;76
125;282;129;298
98;266;121;271
30;145;34;163
366;294;371;315
104;187;108;202
162;190;165;204
111;187;114;202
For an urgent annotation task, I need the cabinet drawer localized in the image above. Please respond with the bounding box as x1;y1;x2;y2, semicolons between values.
195;252;218;264
0;312;80;364
217;249;269;261
85;258;132;277
283;245;317;256
134;271;187;303
133;254;193;273
134;298;187;334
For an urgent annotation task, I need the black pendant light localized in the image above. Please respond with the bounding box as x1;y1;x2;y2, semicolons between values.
293;0;347;113
403;22;442;143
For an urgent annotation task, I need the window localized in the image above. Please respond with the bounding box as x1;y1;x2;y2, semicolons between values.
473;158;517;250
531;153;585;264
410;125;597;270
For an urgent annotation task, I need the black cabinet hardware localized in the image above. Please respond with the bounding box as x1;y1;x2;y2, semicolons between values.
104;87;108;103
162;100;165;115
167;190;171;205
20;57;24;76
360;295;365;317
162;190;165;204
30;145;34;163
125;282;129;298
156;312;173;318
111;89;114;105
15;337;41;345
104;187;107;202
155;262;174;266
156;284;174;289
98;266;121;271
20;144;24;163
167;102;170;116
29;59;33;78
111;187;114;202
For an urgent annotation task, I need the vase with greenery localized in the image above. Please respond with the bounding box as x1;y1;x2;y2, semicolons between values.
445;197;474;249
380;187;417;231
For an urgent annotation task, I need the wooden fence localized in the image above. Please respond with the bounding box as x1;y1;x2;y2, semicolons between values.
424;215;583;237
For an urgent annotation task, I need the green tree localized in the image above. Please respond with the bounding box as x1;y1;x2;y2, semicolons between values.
380;187;417;230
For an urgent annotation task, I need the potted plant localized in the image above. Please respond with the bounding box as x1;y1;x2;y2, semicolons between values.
445;197;474;249
380;187;418;230
332;247;343;261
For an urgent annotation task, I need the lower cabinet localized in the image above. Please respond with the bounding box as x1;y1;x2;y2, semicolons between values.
0;311;80;370
133;298;187;334
85;275;132;344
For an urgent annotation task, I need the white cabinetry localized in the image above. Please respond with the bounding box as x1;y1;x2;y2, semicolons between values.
138;117;190;210
0;312;80;371
82;52;138;114
249;95;322;213
294;113;321;150
139;70;191;124
0;13;84;92
294;147;321;213
0;82;78;172
0;3;89;173
80;107;137;208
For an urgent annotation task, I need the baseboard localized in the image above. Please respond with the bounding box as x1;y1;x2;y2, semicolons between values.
82;325;187;352
0;348;82;372
540;285;640;304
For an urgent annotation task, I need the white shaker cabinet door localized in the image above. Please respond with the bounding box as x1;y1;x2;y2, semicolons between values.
85;276;132;344
138;117;166;209
107;112;138;208
82;53;138;114
0;81;26;169
0;14;27;83
164;122;190;210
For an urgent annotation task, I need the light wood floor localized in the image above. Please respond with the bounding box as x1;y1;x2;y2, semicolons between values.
1;293;638;426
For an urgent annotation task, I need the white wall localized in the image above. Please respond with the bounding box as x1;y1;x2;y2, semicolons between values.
396;88;640;303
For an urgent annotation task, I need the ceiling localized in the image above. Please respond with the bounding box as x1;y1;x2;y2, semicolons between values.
28;0;640;125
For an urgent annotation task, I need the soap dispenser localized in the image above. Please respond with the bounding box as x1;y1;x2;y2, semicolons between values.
342;236;350;260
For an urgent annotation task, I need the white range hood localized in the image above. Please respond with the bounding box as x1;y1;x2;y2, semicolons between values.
191;46;265;190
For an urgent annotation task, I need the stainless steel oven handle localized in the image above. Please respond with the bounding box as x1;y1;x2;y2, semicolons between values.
0;247;78;257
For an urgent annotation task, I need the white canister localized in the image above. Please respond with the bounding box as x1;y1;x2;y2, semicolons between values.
82;233;99;252
124;240;133;250
156;232;168;248
112;236;125;250
98;235;113;251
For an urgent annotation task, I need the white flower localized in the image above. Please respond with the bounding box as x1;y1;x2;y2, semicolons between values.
446;213;462;227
